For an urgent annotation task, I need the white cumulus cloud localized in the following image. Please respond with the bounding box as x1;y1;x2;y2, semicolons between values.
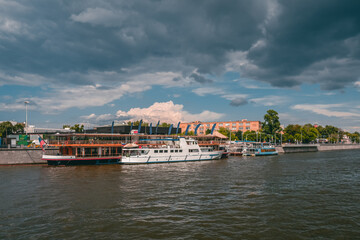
82;101;224;124
292;104;360;118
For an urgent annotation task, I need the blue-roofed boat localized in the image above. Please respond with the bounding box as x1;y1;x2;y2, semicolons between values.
242;143;278;156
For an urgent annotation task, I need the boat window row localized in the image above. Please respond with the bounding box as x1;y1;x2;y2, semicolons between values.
123;150;149;156
60;147;122;157
154;149;183;153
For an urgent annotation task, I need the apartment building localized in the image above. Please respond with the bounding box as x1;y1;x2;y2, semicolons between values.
179;119;261;135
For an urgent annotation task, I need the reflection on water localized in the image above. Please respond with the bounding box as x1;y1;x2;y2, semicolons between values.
1;150;360;239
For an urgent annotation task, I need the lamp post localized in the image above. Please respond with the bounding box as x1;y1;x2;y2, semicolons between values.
24;101;29;133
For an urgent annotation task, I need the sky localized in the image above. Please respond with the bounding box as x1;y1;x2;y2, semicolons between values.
0;0;360;132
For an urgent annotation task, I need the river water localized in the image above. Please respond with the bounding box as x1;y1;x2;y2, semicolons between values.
1;150;360;239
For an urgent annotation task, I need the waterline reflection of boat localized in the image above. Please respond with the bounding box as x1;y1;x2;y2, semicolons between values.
121;137;222;164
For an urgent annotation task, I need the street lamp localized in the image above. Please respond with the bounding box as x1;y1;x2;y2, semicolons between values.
24;101;29;133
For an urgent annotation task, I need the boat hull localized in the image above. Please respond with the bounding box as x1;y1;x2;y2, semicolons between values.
42;155;121;166
121;153;221;164
255;151;278;156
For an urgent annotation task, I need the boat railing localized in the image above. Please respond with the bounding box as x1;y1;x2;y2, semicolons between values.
198;141;226;145
48;140;125;145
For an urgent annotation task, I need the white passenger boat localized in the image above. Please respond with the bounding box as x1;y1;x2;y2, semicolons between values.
121;137;222;164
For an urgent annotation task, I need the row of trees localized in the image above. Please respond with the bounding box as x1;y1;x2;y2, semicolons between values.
0;121;25;138
253;110;360;144
201;110;360;144
126;121;171;127
62;124;84;133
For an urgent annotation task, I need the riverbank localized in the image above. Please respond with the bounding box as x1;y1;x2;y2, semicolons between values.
1;144;360;165
0;148;58;165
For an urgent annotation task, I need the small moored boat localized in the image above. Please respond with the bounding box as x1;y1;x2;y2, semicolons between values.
242;143;278;156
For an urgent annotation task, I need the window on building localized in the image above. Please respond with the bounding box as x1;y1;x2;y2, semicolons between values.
225;123;230;126
219;123;223;126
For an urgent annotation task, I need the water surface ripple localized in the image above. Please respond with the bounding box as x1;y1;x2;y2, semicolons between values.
1;150;360;239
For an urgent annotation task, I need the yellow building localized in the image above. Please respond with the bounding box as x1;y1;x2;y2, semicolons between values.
180;119;261;135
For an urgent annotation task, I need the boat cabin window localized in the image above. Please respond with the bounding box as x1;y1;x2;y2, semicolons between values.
164;150;168;153
60;147;74;156
77;148;81;156
159;150;163;153
175;150;178;153
170;150;174;153
189;149;199;153
92;148;98;155
102;147;110;156
179;150;182;153
154;150;158;153
85;148;91;156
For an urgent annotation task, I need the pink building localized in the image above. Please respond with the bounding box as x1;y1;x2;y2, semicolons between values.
180;119;262;135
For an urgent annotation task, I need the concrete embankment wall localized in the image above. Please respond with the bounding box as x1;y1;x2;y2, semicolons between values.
277;144;360;153
282;145;319;153
0;148;58;165
276;147;284;153
318;144;360;151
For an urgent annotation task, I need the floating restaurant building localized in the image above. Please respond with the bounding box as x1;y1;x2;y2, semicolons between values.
179;119;261;135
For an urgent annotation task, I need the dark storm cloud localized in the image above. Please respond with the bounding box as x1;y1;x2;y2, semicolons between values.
229;97;248;107
0;0;267;86
0;0;359;90
244;0;360;90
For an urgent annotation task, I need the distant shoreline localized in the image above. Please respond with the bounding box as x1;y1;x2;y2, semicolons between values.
1;144;360;165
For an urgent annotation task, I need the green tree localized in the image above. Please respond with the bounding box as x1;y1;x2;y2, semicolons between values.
350;132;360;143
71;124;84;133
283;124;319;143
63;124;84;133
205;129;211;135
160;122;171;127
243;131;257;141
262;109;281;136
235;130;243;141
0;121;14;138
13;123;25;134
187;131;195;136
218;127;238;140
127;121;153;127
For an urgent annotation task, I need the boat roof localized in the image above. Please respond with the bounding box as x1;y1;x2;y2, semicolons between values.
46;133;225;140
